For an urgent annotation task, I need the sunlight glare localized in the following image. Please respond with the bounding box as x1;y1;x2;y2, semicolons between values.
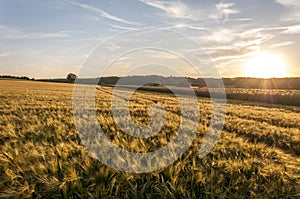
244;53;287;78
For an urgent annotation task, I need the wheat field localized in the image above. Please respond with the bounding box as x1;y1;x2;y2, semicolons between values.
0;79;299;198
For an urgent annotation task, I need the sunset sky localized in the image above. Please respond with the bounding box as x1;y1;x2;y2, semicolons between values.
0;0;300;78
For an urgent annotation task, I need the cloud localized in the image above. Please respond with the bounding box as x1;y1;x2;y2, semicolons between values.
271;41;294;48
195;25;278;71
201;28;236;44
276;0;300;7
199;26;273;46
68;1;138;25
211;46;259;61
108;24;137;31
188;25;206;30
210;2;239;23
163;23;206;30
281;24;300;34
20;33;70;39
149;51;178;59
0;25;70;39
138;0;194;19
226;18;253;22
138;0;242;26
0;52;12;57
275;0;300;23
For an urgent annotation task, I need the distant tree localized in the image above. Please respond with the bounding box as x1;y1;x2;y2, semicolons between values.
67;73;77;83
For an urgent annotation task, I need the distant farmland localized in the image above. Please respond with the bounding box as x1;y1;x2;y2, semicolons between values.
110;84;300;106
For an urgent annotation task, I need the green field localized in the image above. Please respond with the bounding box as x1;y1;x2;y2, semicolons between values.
0;79;299;198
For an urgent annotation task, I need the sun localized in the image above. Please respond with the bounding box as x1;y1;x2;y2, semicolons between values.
244;52;288;78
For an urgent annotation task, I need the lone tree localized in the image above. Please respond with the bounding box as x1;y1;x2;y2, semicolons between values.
67;73;77;83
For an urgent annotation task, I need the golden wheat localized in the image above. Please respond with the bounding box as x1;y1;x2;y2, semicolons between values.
0;79;299;198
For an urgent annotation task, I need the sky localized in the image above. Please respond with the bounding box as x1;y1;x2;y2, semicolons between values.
0;0;300;78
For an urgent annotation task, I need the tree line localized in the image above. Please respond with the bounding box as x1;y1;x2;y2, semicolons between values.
0;75;34;80
2;73;300;90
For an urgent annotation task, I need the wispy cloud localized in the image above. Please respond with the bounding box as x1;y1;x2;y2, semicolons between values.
276;0;300;7
208;43;260;65
0;25;70;39
164;23;207;30
199;26;274;46
276;0;300;23
188;25;206;30
281;24;300;34
68;1;138;25
21;33;70;39
201;28;236;44
196;25;278;71
226;18;253;22
210;2;239;23
149;51;178;59
271;41;294;48
108;24;137;31
138;0;194;19
0;52;12;57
